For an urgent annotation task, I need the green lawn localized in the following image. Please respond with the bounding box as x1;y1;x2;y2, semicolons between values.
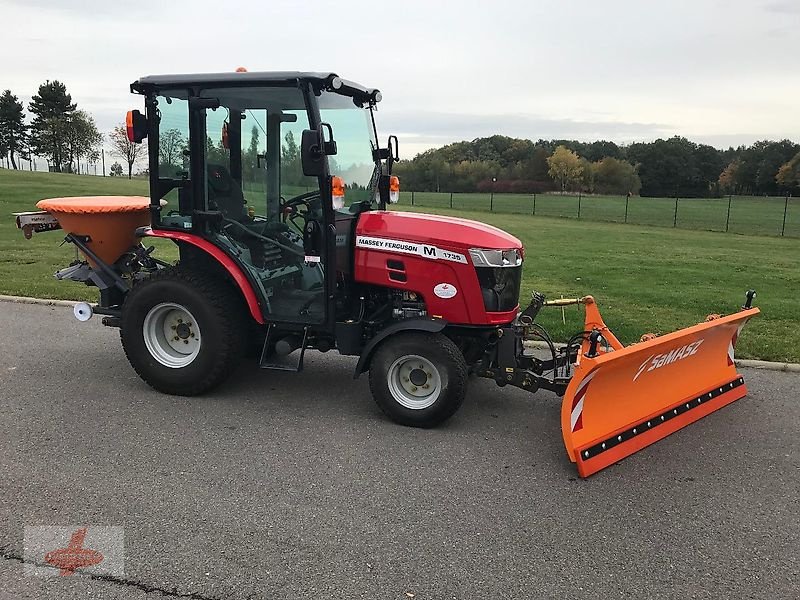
1;169;798;362
399;191;800;238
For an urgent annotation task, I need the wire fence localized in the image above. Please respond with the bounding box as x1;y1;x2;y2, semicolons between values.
0;154;106;176
397;191;800;238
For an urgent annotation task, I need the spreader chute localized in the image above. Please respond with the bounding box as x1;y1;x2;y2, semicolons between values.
559;297;759;477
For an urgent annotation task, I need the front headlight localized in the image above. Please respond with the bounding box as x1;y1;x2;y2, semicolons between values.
469;248;523;268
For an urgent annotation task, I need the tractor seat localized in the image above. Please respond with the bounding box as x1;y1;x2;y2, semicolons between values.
207;163;248;221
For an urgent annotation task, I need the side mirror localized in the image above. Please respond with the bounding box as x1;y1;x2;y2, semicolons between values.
371;135;400;174
125;110;148;143
301;129;324;177
301;123;337;177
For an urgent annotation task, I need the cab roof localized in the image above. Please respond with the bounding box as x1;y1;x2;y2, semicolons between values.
130;71;378;102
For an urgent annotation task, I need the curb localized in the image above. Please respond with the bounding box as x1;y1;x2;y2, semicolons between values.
735;358;800;373
1;294;798;373
0;294;79;307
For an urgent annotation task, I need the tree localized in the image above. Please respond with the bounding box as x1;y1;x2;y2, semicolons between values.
718;160;741;194
65;110;101;173
0;90;27;169
594;157;641;195
109;161;123;177
108;124;147;179
579;158;596;193
242;125;260;182
776;151;800;190
547;145;583;192
732;140;800;195
159;128;186;174
28;80;76;172
281;130;304;187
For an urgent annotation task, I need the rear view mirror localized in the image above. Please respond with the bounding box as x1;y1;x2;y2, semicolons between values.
301;129;324;177
301;123;338;177
125;110;148;143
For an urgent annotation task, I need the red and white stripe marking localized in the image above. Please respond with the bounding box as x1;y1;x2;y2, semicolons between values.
728;320;748;366
570;371;597;432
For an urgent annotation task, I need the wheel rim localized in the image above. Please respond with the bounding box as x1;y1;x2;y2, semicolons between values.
142;302;202;368
387;354;442;410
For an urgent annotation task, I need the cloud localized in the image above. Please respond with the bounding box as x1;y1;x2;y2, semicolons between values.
378;110;671;146
764;1;800;14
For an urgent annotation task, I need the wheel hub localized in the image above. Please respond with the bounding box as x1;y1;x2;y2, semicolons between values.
387;355;442;410
143;303;202;368
409;368;428;386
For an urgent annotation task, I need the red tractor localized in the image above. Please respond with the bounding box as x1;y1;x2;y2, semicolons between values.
17;71;759;476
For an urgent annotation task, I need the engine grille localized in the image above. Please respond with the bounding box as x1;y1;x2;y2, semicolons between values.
476;265;522;312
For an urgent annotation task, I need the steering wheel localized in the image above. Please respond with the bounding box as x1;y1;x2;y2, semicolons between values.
280;190;321;234
221;217;305;259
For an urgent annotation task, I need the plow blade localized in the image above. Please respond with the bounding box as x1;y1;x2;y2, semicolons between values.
561;306;759;477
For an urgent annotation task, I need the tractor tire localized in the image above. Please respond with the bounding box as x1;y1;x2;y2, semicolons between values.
120;267;247;396
369;332;468;428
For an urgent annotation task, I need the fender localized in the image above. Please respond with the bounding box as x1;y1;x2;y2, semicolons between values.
143;228;265;324
353;317;448;377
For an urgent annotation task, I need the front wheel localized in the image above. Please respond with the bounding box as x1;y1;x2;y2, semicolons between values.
369;332;468;427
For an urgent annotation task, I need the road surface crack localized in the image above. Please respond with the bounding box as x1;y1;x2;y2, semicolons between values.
0;545;223;599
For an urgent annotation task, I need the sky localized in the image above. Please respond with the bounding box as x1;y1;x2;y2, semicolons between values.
2;0;798;159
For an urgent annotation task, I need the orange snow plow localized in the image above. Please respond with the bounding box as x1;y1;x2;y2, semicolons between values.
558;294;759;477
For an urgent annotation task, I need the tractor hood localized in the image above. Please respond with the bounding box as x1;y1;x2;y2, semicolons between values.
355;211;522;253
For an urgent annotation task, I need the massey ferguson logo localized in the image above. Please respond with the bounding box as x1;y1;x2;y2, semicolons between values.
633;339;705;381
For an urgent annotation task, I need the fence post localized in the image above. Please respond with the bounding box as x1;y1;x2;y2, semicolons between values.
490;192;494;212
725;195;732;232
624;194;629;223
577;192;582;219
532;193;536;215
449;192;453;209
673;197;679;227
782;195;789;237
411;191;415;206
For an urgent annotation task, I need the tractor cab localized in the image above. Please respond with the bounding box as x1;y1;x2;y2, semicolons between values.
129;71;394;327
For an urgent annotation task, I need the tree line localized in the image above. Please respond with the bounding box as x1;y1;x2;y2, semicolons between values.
0;81;103;173
0;80;149;178
3;82;799;196
393;135;800;197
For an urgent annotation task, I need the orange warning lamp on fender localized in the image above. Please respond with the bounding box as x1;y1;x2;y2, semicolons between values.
389;176;400;204
332;176;346;209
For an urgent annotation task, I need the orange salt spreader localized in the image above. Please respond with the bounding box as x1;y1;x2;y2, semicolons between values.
30;196;153;267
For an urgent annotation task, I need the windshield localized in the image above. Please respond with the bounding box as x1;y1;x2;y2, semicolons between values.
317;91;379;205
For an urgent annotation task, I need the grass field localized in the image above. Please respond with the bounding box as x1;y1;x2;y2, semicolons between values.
1;169;798;362
398;191;800;238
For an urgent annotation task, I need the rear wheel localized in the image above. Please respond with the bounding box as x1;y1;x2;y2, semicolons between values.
369;332;468;427
120;268;247;395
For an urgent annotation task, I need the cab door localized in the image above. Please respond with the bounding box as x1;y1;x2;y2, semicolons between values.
223;101;326;325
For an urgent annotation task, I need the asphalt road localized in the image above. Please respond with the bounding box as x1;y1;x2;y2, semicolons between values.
0;302;797;600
